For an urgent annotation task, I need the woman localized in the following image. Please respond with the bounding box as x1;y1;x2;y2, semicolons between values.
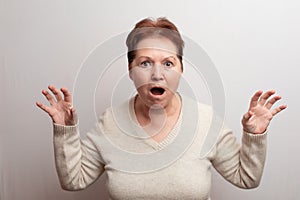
36;17;286;199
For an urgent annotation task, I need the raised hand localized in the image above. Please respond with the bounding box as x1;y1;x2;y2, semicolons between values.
242;90;287;134
36;85;77;126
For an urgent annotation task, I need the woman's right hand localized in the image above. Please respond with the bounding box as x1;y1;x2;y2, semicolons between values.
36;85;78;126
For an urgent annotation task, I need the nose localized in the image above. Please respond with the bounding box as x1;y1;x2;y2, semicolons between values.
151;64;164;81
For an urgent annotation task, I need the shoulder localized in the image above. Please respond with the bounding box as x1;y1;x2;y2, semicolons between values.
181;95;214;120
182;96;232;156
197;102;214;117
98;99;130;120
97;98;133;132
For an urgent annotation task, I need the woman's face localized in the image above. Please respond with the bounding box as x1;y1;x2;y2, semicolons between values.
129;37;182;108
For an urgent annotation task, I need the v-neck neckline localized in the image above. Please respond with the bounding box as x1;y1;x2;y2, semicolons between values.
128;95;183;150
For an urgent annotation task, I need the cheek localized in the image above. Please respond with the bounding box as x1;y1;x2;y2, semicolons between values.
130;68;151;88
165;70;181;91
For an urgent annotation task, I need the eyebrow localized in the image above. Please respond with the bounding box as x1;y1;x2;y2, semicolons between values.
163;56;176;61
136;56;151;60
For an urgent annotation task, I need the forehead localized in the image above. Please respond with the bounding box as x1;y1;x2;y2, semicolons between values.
135;37;178;56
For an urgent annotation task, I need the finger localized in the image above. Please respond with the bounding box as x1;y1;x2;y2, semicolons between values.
36;101;52;115
258;90;275;106
249;90;263;109
242;111;253;124
271;104;287;116
60;88;73;103
42;89;55;105
70;108;78;125
244;111;252;120
265;96;281;109
48;85;62;101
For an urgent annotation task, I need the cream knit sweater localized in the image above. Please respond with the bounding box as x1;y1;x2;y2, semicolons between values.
53;95;267;200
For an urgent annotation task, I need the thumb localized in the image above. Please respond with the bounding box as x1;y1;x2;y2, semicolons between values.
242;111;253;124
70;108;78;125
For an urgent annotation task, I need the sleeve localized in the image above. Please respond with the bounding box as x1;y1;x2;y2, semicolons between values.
210;127;267;189
53;123;105;191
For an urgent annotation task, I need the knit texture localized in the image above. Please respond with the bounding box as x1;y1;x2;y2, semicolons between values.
53;95;267;200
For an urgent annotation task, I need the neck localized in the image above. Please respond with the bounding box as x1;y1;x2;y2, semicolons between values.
135;93;181;121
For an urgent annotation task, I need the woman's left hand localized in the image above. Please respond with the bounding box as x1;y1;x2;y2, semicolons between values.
242;90;287;134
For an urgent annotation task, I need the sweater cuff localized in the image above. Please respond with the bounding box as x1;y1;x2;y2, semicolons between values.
242;130;267;145
53;123;79;137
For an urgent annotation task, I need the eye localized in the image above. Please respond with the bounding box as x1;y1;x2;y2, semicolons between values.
164;61;174;69
140;60;152;68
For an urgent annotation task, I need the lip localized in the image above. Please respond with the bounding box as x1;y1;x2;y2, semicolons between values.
148;84;167;98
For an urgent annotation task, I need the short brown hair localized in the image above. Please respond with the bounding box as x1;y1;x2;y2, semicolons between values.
126;17;184;70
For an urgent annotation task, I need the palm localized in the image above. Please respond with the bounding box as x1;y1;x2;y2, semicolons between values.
48;100;73;125
242;90;286;134
36;86;77;126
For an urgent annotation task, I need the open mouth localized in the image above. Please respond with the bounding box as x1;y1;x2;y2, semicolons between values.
150;87;165;96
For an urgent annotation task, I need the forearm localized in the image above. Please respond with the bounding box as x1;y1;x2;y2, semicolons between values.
212;130;267;189
238;131;267;188
53;123;104;190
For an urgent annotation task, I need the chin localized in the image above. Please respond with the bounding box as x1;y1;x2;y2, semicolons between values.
137;85;178;108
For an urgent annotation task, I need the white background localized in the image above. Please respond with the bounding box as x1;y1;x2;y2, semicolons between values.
1;0;299;199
